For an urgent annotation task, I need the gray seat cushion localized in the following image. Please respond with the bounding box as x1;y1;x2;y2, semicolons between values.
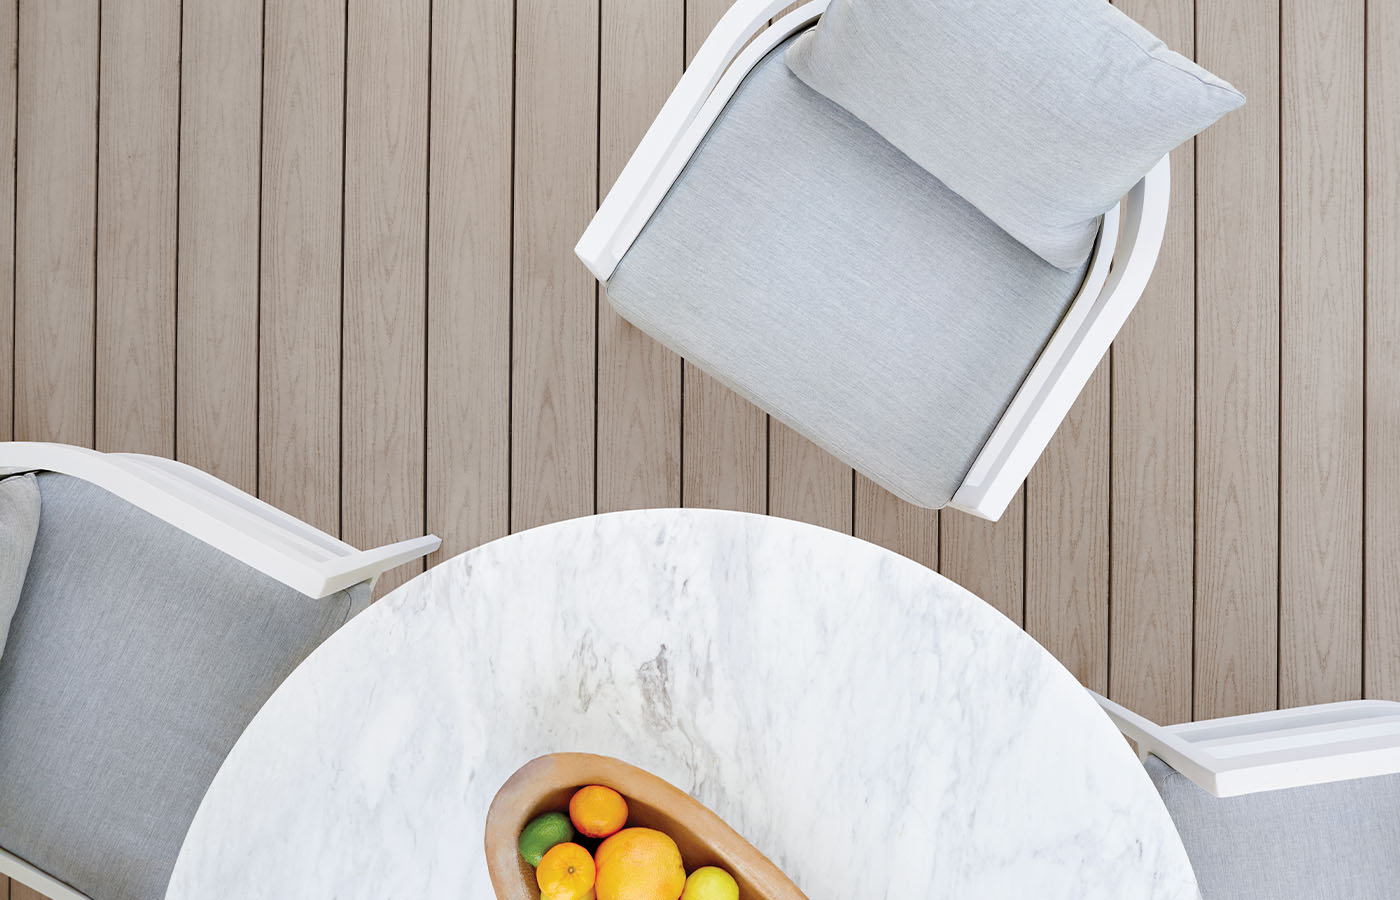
0;473;370;900
1146;754;1400;899
606;36;1089;509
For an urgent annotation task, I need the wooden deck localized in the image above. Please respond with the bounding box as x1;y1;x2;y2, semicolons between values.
0;0;1394;894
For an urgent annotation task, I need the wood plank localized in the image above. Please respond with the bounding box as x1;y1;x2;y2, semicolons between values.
1279;0;1365;708
511;0;598;531
596;0;683;514
426;0;512;558
1108;0;1196;725
1026;362;1110;692
95;0;177;457
176;0;260;489
941;491;1024;625
260;0;344;533
854;476;937;572
768;424;851;532
342;0;428;591
1195;0;1280;719
15;0;97;446
681;0;766;515
0;0;15;444
1367;0;1400;701
9;881;40;900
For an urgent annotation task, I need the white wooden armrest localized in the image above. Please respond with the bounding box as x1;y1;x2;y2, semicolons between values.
0;848;89;900
1092;689;1400;797
0;442;441;599
576;0;824;281
949;157;1170;520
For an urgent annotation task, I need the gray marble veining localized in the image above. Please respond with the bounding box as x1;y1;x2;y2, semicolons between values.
167;509;1198;899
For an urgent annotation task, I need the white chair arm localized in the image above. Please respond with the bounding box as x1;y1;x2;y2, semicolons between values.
575;0;821;281
0;442;440;600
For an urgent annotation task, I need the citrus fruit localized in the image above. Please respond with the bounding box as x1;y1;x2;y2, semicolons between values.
680;867;738;900
537;842;597;900
569;785;629;839
594;827;686;900
519;811;576;867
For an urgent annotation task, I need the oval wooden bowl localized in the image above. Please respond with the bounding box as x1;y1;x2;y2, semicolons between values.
484;753;808;900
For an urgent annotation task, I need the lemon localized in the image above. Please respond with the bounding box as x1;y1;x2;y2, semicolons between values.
680;866;738;900
519;811;576;867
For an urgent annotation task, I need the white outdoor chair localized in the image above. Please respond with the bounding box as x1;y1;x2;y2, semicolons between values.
576;0;1170;521
1094;691;1400;898
0;442;440;900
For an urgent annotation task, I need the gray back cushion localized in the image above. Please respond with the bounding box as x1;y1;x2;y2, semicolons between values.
607;37;1089;509
1146;755;1400;899
0;473;370;900
0;473;40;660
785;0;1244;269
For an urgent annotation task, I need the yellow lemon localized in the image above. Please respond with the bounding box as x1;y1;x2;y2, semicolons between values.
680;866;739;900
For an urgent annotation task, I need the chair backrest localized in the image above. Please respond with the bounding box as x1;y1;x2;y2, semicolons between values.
575;0;1170;521
0;442;440;598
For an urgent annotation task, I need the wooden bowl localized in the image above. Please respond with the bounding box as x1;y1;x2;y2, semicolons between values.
484;753;808;900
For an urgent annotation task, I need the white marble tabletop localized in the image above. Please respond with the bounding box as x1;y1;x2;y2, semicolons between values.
166;509;1197;899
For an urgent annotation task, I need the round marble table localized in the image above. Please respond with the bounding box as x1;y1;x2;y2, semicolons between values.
166;509;1197;899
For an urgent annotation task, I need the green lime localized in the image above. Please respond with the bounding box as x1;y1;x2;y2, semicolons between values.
518;811;575;867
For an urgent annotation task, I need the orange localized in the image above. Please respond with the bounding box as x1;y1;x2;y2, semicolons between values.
536;842;596;900
569;785;629;839
594;828;686;900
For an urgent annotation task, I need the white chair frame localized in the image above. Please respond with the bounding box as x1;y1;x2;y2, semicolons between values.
1093;691;1400;798
575;0;1172;521
0;442;440;599
0;442;441;899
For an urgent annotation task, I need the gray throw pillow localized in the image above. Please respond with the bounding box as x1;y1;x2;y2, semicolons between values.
785;0;1245;270
0;473;40;660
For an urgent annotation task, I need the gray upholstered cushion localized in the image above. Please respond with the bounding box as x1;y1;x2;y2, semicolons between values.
785;0;1244;269
0;473;371;900
607;37;1089;509
1146;755;1400;899
0;474;40;660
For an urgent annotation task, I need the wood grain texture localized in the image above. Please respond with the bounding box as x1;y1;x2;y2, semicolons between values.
1367;0;1400;700
259;0;344;534
941;492;1025;625
768;423;851;533
854;476;937;572
94;0;177;456
176;0;260;489
596;0;683;514
1109;0;1195;725
1195;0;1280;719
0;0;14;444
426;0;512;560
1279;0;1365;708
15;0;97;446
1026;362;1110;692
342;0;428;593
511;0;598;531
680;0;766;515
8;881;38;900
